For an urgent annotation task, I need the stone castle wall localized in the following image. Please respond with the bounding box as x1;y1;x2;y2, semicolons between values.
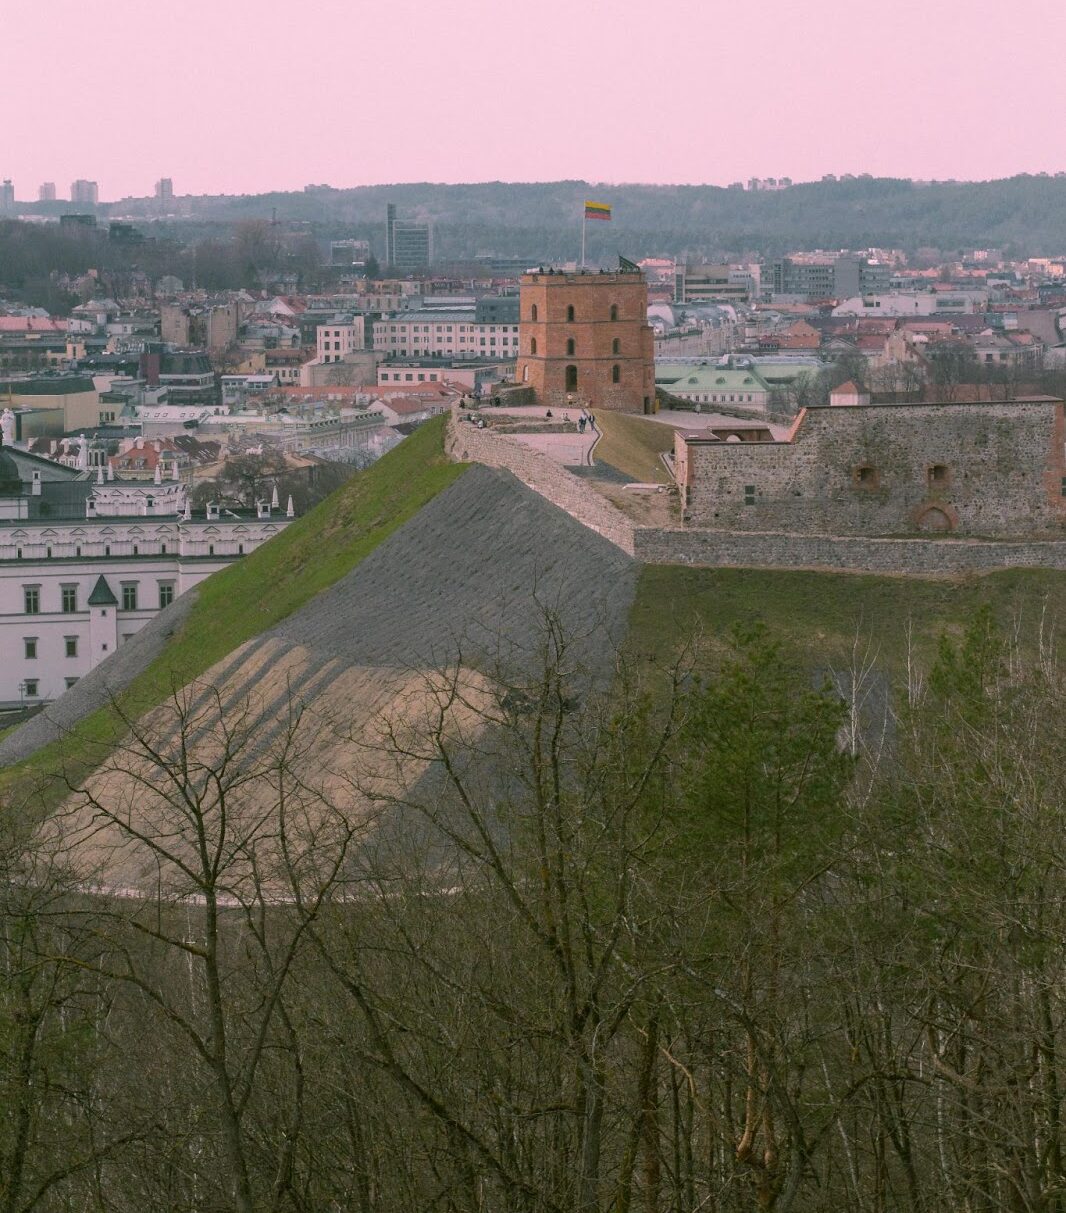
680;400;1066;538
634;527;1066;574
446;411;636;555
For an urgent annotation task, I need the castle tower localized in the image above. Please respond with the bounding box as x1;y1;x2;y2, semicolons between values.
515;269;655;414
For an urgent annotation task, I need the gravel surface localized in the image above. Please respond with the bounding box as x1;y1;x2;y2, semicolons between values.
0;591;198;767
268;464;636;679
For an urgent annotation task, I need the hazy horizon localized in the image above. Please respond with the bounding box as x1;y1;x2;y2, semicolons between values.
7;0;1066;201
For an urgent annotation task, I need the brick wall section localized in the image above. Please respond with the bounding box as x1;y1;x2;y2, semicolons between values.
634;527;1066;574
679;399;1066;537
446;409;636;555
514;271;655;414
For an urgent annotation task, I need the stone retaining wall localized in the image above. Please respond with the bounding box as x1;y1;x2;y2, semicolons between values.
633;527;1066;574
447;410;635;555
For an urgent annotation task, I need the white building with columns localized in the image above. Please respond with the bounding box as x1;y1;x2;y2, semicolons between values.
0;426;295;708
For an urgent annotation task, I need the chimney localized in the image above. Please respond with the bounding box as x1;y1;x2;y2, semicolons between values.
31;470;42;496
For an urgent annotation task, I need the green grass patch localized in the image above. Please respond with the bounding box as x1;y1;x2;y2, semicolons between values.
629;565;1066;673
593;412;675;483
1;416;467;805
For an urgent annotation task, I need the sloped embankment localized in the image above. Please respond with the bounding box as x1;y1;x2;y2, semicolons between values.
8;461;636;892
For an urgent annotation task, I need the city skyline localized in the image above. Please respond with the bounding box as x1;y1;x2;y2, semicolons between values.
5;0;1065;200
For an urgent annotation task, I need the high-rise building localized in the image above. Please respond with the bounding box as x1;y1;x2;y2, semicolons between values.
0;180;14;209
385;203;431;272
154;177;174;202
70;180;99;205
514;267;655;414
38;182;56;202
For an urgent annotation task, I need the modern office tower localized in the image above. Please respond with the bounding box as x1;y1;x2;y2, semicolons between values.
385;202;431;271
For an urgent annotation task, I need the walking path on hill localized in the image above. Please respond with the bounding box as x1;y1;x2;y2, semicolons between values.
449;408;637;553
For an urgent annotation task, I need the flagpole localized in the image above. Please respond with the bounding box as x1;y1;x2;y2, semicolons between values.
580;206;586;269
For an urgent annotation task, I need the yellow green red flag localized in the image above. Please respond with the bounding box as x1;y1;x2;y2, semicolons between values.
584;200;612;221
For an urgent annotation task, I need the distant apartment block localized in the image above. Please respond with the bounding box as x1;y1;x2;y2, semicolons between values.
70;179;99;205
373;309;518;359
385;203;432;271
38;182;56;202
0;180;13;209
330;239;371;266
675;264;760;304
770;255;891;300
316;317;366;363
154;177;174;202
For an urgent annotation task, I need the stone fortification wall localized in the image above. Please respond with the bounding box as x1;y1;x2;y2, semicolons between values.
634;527;1066;575
446;411;635;555
681;400;1066;538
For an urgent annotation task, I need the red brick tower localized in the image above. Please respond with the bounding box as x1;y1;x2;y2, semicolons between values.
515;269;655;413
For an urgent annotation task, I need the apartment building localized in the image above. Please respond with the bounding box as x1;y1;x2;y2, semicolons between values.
372;310;520;360
316;317;366;363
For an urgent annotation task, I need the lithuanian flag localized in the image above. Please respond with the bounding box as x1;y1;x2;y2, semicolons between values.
584;200;612;221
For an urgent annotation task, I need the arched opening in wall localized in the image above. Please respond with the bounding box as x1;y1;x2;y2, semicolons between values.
530;337;537;355
566;305;575;322
612;364;620;383
566;338;575;356
916;505;953;532
531;304;538;321
612;338;621;355
610;304;618;321
565;364;578;391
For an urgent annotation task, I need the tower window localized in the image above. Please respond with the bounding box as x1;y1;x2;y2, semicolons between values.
566;338;575;356
610;304;618;321
853;465;880;489
612;338;621;355
566;305;575;322
565;365;578;391
531;304;538;321
530;337;537;355
612;364;621;384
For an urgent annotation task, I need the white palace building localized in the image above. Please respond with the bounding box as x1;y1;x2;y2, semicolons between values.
0;425;295;708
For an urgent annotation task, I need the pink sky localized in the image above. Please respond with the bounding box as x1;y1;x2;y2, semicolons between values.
5;0;1065;200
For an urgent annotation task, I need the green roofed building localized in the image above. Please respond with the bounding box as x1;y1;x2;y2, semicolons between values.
655;363;772;411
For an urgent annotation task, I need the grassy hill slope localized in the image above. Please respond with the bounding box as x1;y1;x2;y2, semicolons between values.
0;416;467;802
629;565;1066;674
593;412;675;483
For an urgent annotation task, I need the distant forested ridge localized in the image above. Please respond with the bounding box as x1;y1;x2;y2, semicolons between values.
93;175;1066;260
